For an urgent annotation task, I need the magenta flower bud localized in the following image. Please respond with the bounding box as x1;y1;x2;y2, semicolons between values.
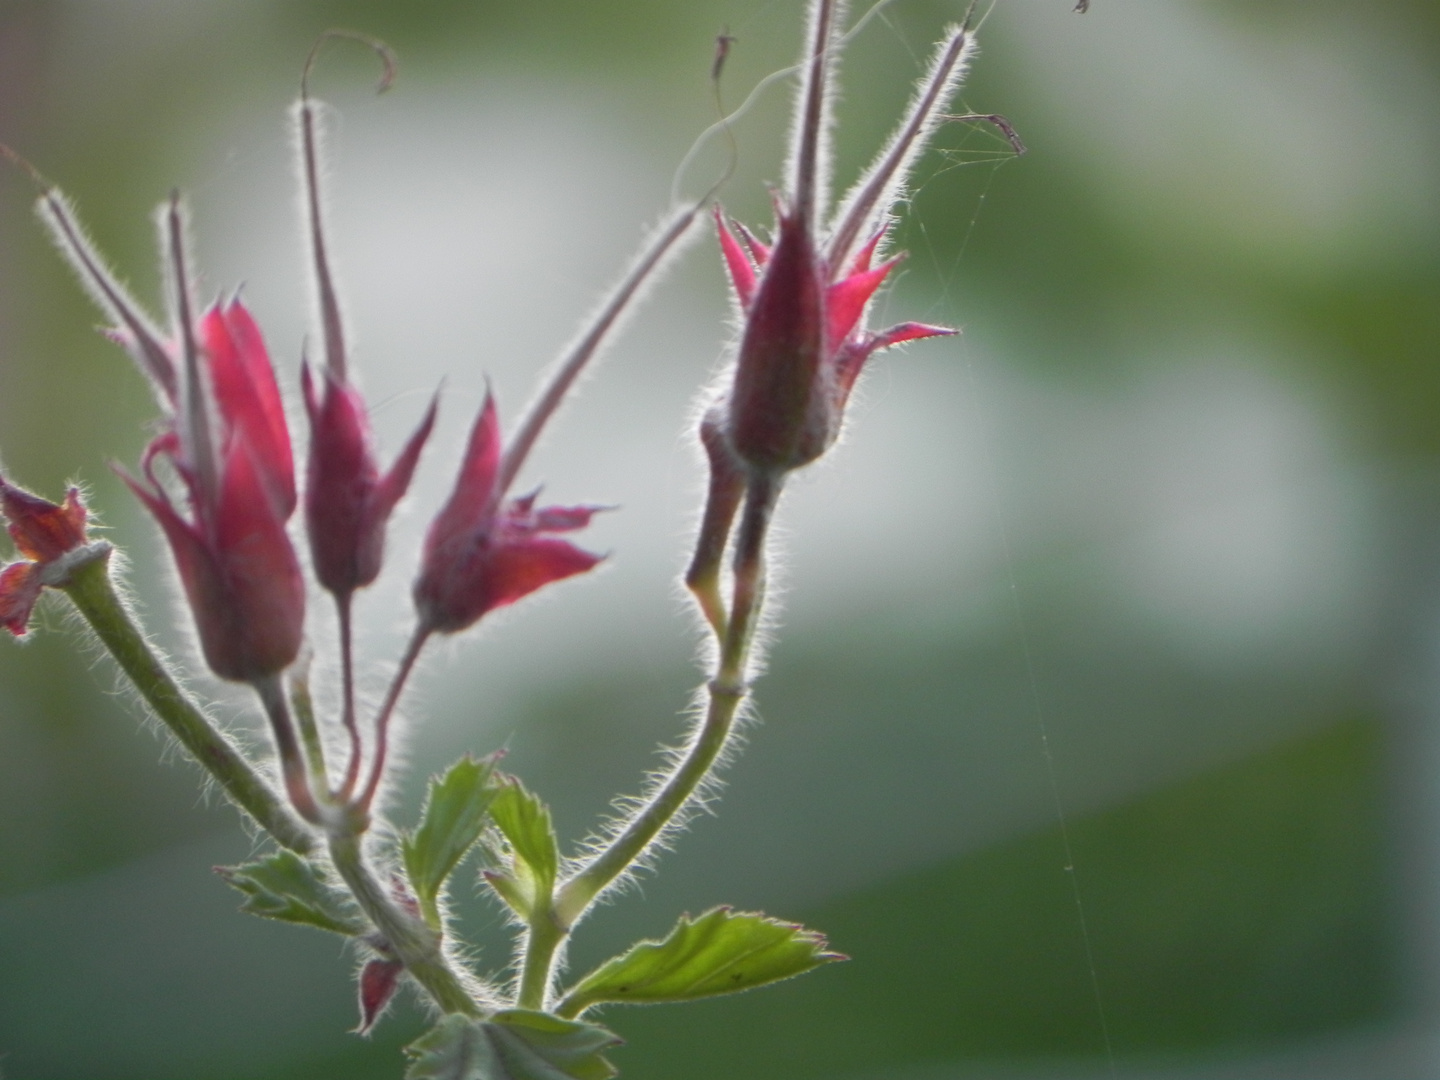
712;1;988;478
726;209;829;472
413;393;603;635
717;207;953;475
302;364;436;598
0;479;89;636
122;300;306;682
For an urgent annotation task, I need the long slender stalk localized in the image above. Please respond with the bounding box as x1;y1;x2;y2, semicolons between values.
496;204;700;497
254;674;323;825
555;475;781;926
826;21;974;268
335;592;364;797
60;548;314;854
355;623;430;811
288;661;332;797
329;832;482;1017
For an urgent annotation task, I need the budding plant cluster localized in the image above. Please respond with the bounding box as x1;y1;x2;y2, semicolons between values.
0;2;1019;1075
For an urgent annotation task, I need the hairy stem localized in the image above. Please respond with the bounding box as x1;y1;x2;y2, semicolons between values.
355;623;430;811
254;675;324;825
556;474;781;927
684;412;746;639
516;906;567;1011
497;204;699;497
336;591;364;798
60;549;314;854
288;662;332;798
329;833;482;1017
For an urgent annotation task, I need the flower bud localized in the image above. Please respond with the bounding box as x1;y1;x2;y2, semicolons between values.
303;365;436;598
726;210;831;473
122;300;306;682
413;394;603;635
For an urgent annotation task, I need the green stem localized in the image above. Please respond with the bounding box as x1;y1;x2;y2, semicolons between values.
288;662;332;799
328;833;482;1017
516;907;567;1011
60;547;315;855
555;475;781;927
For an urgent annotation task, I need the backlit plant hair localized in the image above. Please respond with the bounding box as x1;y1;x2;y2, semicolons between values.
0;2;1023;1074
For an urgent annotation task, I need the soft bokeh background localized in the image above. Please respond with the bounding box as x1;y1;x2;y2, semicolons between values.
0;0;1436;1077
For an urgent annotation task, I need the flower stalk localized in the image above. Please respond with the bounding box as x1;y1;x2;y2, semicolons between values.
60;550;315;854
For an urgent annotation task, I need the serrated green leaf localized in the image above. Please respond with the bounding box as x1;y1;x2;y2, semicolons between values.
404;1010;620;1080
404;753;501;927
488;1011;621;1080
557;907;844;1015
487;776;559;915
215;850;364;936
405;1015;489;1080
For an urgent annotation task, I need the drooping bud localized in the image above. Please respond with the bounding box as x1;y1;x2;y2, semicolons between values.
121;298;306;683
355;956;405;1034
303;365;436;597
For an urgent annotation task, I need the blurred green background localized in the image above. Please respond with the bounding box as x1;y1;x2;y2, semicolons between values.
0;0;1436;1077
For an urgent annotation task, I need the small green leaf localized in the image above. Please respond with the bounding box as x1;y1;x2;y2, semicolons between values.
486;776;559;915
404;1010;620;1080
488;1011;621;1080
215;850;364;936
404;753;502;927
557;907;844;1015
405;1015;488;1080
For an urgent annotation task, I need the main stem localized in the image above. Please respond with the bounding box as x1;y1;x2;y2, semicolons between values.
329;832;482;1017
553;474;781;929
61;550;314;854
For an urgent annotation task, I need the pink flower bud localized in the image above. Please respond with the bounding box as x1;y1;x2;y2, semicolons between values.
713;0;982;478
302;365;436;598
122;300;306;683
413;393;603;635
0;479;88;636
726;210;829;472
716;208;954;475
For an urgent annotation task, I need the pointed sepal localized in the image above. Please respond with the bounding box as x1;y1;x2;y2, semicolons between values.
356;956;405;1035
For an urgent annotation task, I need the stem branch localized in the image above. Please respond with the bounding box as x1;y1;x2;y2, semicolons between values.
556;475;780;926
329;833;482;1017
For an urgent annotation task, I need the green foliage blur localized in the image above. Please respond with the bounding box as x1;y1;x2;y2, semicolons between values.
0;1;1435;1077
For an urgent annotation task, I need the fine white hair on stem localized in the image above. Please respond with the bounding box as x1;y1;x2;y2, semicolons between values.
562;684;763;913
827;22;978;269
